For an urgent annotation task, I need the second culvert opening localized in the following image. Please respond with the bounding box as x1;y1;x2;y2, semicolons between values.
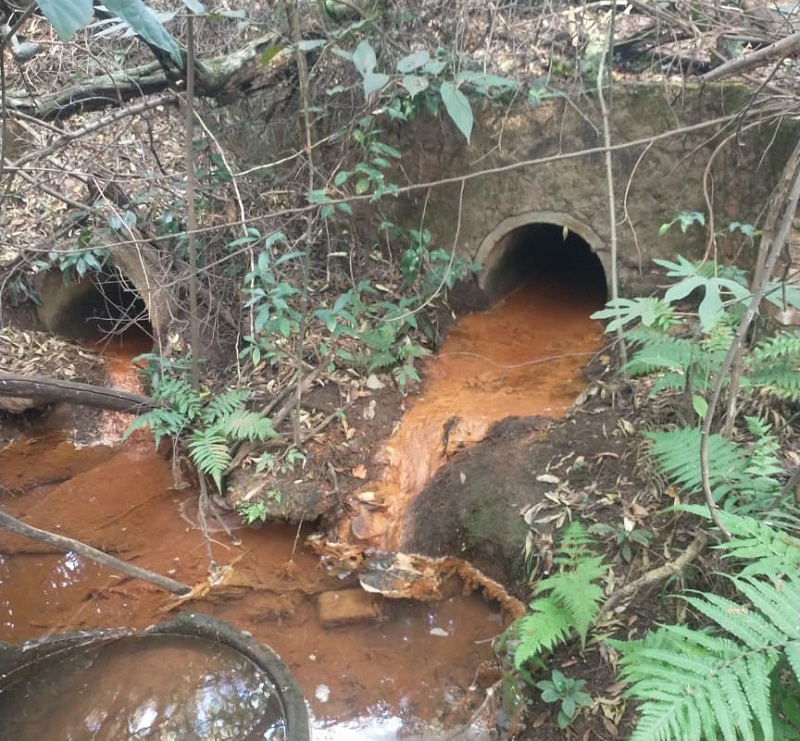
37;267;153;346
480;222;608;305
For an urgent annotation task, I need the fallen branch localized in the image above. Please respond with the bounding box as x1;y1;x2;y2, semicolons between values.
0;507;191;595
702;29;800;82
0;372;158;413
598;531;709;617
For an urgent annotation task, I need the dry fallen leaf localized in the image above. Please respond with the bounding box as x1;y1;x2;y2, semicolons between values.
352;464;367;479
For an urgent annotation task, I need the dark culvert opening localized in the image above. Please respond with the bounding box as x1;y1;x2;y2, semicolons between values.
38;267;153;347
482;222;608;305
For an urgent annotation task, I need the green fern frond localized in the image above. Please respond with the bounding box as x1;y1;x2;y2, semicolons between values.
646;426;781;508
512;596;573;670
123;407;185;447
552;521;596;559
677;505;800;575
646;427;745;502
155;376;201;419
613;570;800;741
749;331;800;402
623;333;693;378
539;558;605;642
203;389;251;423
509;522;606;670
188;428;231;493
218;410;279;442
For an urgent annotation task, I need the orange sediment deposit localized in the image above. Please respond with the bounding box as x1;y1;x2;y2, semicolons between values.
343;278;606;550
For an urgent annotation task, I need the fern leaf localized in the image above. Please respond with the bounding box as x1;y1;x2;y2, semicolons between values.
512;596;573;670
615;571;800;741
123;408;184;447
676;506;800;572
614;631;763;741
538;557;605;641
749;331;800;401
683;590;784;649
188;429;231;492
646;427;750;503
623;334;693;378
219;410;280;442
204;389;250;423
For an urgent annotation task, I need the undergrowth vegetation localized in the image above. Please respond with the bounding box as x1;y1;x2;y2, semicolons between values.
497;244;800;737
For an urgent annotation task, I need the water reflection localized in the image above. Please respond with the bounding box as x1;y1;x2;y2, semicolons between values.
0;635;288;740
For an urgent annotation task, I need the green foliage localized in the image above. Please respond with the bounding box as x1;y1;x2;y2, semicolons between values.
593;254;800;425
536;669;593;729
748;332;800;401
125;355;279;493
588;520;653;563
655;255;751;331
503;522;606;672
337;40;518;144
37;0;181;61
36;240;109;284
237;500;269;525
610;560;800;741
240;232;303;368
675;505;800;577
658;210;706;235
645;421;782;511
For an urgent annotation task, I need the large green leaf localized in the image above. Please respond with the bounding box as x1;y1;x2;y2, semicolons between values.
352;39;377;75
103;0;181;61
440;81;473;143
36;0;93;39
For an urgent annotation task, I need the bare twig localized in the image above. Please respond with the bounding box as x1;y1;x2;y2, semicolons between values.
0;507;191;595
702;30;800;82
598;6;627;365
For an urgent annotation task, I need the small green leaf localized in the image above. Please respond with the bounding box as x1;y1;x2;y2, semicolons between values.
440;82;473;143
692;394;709;418
397;50;430;73
401;75;429;95
260;45;284;65
298;39;326;51
362;72;389;96
104;0;182;62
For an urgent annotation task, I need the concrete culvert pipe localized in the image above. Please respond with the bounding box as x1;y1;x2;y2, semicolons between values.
476;213;608;304
37;266;152;343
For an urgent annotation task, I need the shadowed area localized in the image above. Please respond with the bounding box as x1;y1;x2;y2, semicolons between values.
482;222;607;304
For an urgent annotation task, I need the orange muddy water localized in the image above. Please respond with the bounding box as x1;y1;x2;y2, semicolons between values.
347;277;606;550
0;270;605;738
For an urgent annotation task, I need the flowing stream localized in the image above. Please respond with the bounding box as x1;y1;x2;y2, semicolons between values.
0;271;605;738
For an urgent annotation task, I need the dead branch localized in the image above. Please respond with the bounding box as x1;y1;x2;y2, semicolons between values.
3;31;293;120
599;531;709;617
0;372;158;413
0;507;191;595
702;29;800;82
